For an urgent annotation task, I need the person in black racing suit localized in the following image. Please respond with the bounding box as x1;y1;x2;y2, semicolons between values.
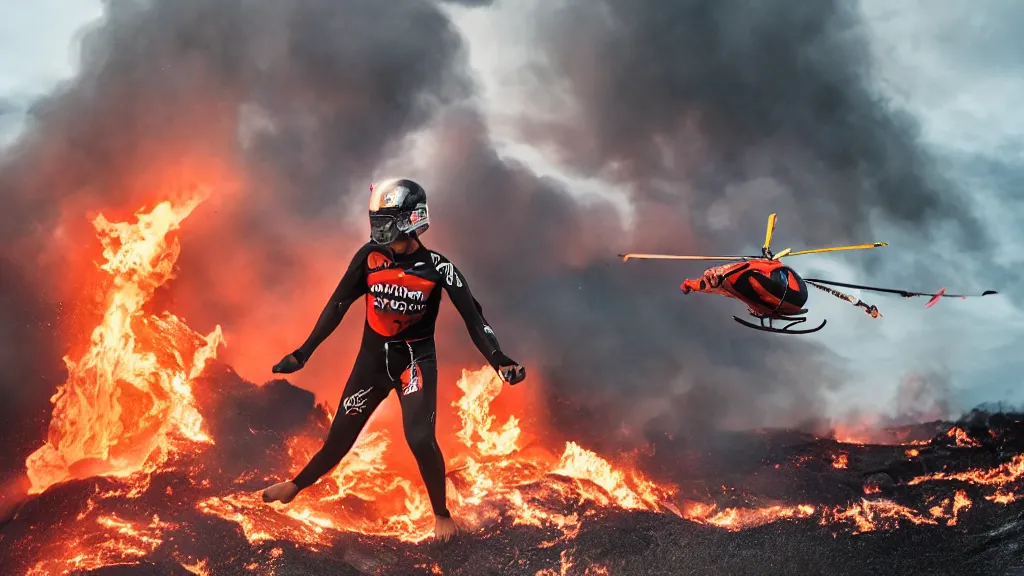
260;178;525;542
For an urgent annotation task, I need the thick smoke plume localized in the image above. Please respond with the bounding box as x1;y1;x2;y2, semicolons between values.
421;0;988;446
0;0;987;474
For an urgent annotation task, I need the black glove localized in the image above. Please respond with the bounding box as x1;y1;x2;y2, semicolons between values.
272;350;306;374
492;351;526;386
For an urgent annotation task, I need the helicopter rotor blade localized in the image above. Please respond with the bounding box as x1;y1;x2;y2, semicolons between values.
777;242;888;258
763;213;777;254
771;247;792;260
619;253;750;262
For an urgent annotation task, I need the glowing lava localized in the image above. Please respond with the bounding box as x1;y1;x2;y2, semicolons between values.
25;194;224;494
909;454;1024;491
832;453;849;469
946;426;982;447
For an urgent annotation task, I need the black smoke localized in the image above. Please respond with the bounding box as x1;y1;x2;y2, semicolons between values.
0;0;471;265
528;0;984;245
421;0;990;446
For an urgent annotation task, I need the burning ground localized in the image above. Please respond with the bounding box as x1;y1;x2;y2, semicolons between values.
6;370;1024;576
1;199;1023;576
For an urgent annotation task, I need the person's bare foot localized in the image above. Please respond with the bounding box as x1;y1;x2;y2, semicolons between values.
261;481;299;504
433;514;459;542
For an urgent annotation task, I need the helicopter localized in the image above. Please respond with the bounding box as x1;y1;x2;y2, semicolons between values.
618;213;997;335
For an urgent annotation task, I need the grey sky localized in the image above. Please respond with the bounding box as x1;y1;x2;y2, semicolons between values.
856;0;1024;410
0;2;98;91
2;1;1020;422
0;1;102;144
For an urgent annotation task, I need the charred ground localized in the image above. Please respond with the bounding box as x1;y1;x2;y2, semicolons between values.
1;363;1021;576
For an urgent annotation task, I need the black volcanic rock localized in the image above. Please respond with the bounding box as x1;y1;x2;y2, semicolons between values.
190;362;326;479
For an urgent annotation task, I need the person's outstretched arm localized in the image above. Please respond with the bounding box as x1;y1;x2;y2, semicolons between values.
435;253;525;384
273;245;370;373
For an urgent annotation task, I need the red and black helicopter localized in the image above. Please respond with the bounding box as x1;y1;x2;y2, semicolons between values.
619;213;998;335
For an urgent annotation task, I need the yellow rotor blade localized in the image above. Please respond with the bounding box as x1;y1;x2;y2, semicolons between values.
619;253;749;262
763;213;777;253
772;248;791;260
779;242;888;258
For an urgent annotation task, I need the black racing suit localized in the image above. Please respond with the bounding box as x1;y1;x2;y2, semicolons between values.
288;242;514;518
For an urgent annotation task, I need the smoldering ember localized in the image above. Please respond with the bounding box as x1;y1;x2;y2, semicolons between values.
0;199;1021;576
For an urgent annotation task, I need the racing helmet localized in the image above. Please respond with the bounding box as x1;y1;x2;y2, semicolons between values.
367;178;430;245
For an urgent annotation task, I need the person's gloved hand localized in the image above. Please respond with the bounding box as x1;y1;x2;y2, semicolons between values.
272;351;306;374
492;351;526;385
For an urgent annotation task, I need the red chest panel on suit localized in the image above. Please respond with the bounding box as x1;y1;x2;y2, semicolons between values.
365;253;438;336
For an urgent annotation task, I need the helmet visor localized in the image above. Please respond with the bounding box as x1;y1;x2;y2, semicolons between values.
369;214;399;244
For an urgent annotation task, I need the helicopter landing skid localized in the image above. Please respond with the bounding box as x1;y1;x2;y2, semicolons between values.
732;314;827;335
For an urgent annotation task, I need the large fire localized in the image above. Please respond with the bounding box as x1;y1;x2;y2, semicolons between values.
4;196;1023;575
25;194;224;495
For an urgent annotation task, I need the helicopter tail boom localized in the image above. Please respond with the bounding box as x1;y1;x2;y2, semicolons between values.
803;278;997;299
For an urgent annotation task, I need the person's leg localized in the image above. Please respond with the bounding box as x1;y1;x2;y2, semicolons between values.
262;352;388;503
393;345;456;540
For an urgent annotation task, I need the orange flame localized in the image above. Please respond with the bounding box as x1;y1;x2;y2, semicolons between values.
832;453;849;469
985;491;1016;504
25;194;224;494
908;452;1023;506
27;513;176;575
824;499;937;533
910;454;1024;487
535;549;611;576
945;427;981;448
684;502;817;531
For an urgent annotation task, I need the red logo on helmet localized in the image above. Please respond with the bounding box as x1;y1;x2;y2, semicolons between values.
409;212;419;223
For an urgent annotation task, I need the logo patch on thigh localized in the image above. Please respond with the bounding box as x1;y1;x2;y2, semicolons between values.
401;363;421;396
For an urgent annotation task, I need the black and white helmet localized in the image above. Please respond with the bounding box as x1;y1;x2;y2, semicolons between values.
367;178;430;245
